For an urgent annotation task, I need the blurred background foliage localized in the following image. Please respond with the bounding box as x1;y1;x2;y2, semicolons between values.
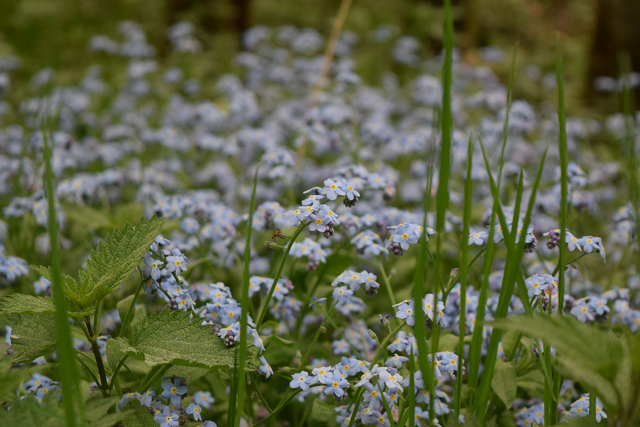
0;0;638;115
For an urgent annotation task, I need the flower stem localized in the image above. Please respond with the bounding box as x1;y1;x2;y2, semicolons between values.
256;222;307;332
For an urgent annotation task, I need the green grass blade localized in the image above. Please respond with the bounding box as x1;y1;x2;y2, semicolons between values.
467;215;496;404
436;0;453;237
497;43;518;190
234;164;261;427
455;134;474;417
428;0;454;417
556;35;568;316
512;168;524;240
473;138;547;420
43;129;81;427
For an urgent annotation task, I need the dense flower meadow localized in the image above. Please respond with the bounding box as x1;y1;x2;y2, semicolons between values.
1;14;640;427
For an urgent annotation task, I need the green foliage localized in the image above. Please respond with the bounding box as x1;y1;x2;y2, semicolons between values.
6;314;57;363
516;370;545;399
0;294;94;318
491;359;517;409
26;217;164;311
493;315;631;413
75;216;164;307
1;391;62;425
28;266;83;305
0;389;125;427
107;308;236;369
309;398;336;427
84;396;132;427
122;398;157;427
234;164;261;427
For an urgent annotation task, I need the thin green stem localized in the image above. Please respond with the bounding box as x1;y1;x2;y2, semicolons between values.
43;125;81;425
117;272;147;338
256;222;307;332
377;259;397;307
552;253;587;276
347;321;407;427
139;364;172;393
299;302;337;368
85;318;109;394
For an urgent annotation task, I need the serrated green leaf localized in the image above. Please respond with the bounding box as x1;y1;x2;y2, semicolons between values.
0;294;57;315
117;295;136;330
85;396;131;427
2;390;62;425
493;315;623;411
309;398;335;427
491;359;517;408
121;398;157;427
165;365;210;384
269;334;295;347
29;265;82;303
106;337;140;372
121;309;236;369
7;314;57;363
76;216;164;306
517;370;545;398
0;294;94;319
130;305;147;330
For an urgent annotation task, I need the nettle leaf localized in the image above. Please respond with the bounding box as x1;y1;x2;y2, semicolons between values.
493;315;624;411
76;216;164;306
85;395;132;427
29;265;82;303
106;337;141;372
7;314;57;363
2;390;62;425
310;398;335;427
122;398;157;427
491;359;517;408
0;294;94;319
110;309;236;369
0;294;57;315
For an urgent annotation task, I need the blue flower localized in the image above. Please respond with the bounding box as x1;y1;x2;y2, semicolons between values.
258;356;273;378
311;366;334;384
324;375;349;397
322;178;346;200
186;403;203;421
154;406;179;427
290;371;310;391
333;286;354;304
160;378;188;406
140;389;155;407
180;217;200;234
166;251;188;274
394;300;416;326
340;180;360;200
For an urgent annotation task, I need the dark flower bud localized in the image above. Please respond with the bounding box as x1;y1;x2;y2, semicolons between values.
323;222;335;239
365;288;378;298
390;243;405;257
343;197;358;208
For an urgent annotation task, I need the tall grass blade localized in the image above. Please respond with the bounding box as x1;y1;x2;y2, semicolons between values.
455;134;473;417
234;165;261;427
473;138;547;420
468;46;517;406
43;128;81;426
497;43;518;190
428;0;454;417
436;0;453;238
556;35;568;315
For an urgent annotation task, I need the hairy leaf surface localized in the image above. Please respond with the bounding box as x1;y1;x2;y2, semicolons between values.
108;309;236;369
7;314;57;363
